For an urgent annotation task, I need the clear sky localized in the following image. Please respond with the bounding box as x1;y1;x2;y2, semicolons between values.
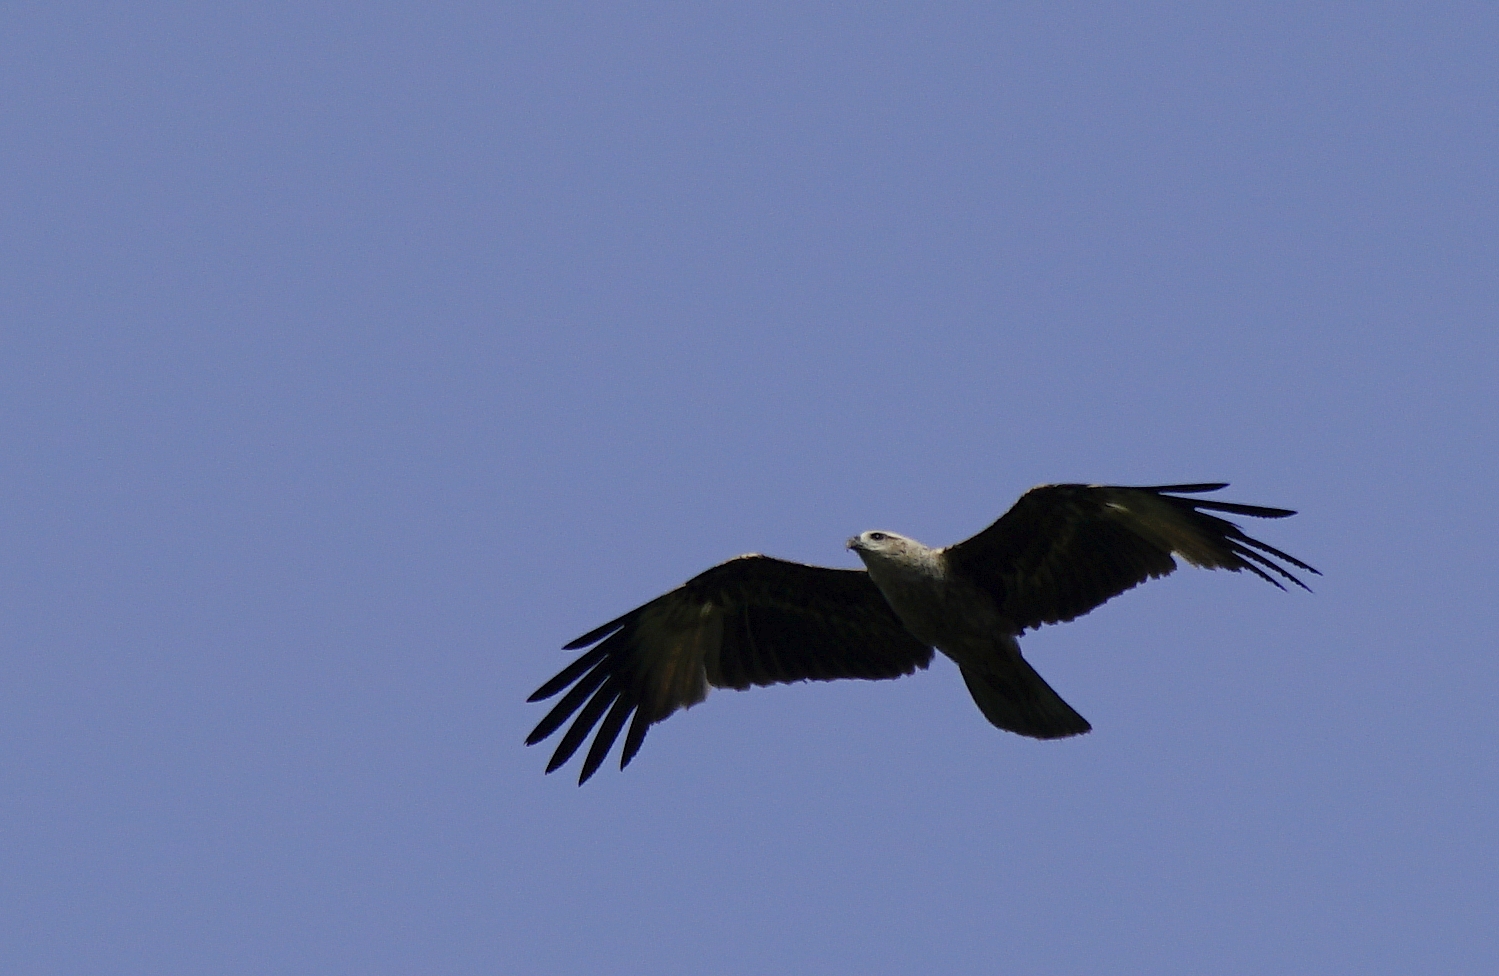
4;3;1496;974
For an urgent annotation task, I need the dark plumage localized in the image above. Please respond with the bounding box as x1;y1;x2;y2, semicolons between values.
528;483;1317;783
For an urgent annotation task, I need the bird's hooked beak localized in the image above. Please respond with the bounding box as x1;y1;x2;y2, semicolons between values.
846;535;861;551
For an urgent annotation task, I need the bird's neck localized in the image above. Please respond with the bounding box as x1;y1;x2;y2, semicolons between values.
859;548;949;639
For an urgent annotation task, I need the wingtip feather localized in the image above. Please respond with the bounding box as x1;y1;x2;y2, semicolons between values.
527;644;610;702
1144;482;1231;494
562;612;634;650
620;707;652;770
578;696;635;784
525;657;614;746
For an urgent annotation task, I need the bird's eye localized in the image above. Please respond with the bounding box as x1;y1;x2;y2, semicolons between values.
869;532;887;541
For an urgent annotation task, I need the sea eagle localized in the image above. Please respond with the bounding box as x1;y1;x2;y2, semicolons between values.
528;483;1316;783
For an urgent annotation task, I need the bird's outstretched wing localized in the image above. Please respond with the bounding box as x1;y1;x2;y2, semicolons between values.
526;555;933;784
942;483;1319;633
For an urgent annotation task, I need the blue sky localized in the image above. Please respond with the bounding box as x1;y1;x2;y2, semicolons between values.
4;3;1496;973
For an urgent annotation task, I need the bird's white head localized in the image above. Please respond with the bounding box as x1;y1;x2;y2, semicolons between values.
847;530;924;561
847;530;943;593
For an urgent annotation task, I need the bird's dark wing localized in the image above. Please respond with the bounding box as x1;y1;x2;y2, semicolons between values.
942;483;1318;633
526;555;934;784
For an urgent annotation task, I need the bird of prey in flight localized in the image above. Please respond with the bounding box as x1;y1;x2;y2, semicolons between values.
527;483;1316;784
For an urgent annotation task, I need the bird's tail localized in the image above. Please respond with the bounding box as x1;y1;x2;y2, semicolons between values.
960;658;1091;739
